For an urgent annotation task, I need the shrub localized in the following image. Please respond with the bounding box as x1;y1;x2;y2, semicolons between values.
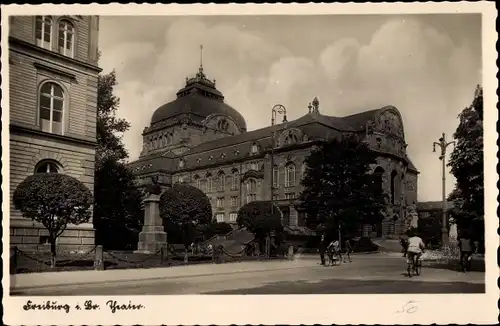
237;201;282;240
159;183;212;260
13;173;93;267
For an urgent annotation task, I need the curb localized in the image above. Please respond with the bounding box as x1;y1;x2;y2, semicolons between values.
11;262;315;291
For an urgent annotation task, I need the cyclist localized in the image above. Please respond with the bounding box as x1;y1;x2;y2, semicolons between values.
406;230;425;270
327;239;341;266
458;232;473;271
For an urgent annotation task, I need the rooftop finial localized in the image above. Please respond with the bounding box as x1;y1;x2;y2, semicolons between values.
199;45;204;74
312;97;320;114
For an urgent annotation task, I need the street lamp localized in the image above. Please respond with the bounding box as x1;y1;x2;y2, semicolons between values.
270;104;287;215
433;132;455;248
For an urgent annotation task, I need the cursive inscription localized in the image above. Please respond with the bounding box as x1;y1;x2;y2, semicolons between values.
395;300;419;314
23;300;70;313
106;300;145;314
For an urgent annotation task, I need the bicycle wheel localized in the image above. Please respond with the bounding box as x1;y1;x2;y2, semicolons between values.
415;259;422;276
407;261;413;277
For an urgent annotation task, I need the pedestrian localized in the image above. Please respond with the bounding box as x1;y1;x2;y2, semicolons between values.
326;239;341;266
343;238;353;263
400;234;409;257
319;234;326;266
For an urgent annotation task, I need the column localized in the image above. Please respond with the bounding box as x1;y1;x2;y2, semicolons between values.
135;194;167;253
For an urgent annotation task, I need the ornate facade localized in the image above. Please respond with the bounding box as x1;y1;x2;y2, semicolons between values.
129;64;419;238
9;15;101;250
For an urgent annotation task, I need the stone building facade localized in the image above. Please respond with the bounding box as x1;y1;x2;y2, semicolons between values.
9;15;101;250
129;65;419;239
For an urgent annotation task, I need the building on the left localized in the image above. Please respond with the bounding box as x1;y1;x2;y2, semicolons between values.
9;15;101;251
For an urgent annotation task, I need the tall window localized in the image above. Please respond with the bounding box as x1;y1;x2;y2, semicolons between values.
218;173;225;191
231;171;239;190
39;82;64;135
58;19;75;57
285;164;296;187
35;160;59;174
247;178;257;203
248;179;257;192
230;196;239;207
272;165;279;188
206;175;213;193
229;213;238;222
35;16;52;50
285;192;296;200
216;197;224;208
216;213;225;223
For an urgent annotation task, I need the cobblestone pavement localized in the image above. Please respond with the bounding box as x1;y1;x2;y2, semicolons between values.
11;253;485;295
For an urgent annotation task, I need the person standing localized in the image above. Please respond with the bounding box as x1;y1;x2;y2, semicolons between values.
319;234;326;266
343;238;353;263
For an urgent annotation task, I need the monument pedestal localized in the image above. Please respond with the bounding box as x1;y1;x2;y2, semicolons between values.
135;194;167;254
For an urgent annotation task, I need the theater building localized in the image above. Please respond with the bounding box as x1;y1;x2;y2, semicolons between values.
9;15;101;250
129;63;419;239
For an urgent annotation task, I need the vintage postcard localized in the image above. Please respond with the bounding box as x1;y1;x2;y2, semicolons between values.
2;2;498;325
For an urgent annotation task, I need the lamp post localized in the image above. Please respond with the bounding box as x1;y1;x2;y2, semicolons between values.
267;104;287;258
270;104;287;216
433;132;455;248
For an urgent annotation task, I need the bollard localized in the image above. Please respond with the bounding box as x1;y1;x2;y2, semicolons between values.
160;243;169;265
288;245;294;261
94;245;104;271
10;246;18;274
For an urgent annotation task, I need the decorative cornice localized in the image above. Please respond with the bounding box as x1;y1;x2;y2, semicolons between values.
9;36;102;73
33;62;77;80
10;124;97;147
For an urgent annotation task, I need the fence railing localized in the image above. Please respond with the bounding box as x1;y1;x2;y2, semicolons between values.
10;242;293;275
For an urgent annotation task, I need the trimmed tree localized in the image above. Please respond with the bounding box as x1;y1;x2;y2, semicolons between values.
448;85;484;243
299;136;386;239
13;173;93;267
237;201;282;253
159;183;212;261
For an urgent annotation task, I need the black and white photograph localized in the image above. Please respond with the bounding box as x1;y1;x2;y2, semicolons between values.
2;2;497;325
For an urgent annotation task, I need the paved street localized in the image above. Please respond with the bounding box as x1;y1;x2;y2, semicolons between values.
11;254;484;295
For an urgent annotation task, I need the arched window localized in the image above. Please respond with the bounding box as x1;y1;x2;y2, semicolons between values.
58;19;75;57
35;160;59;174
285;164;296;187
39;82;64;135
206;173;213;193
231;169;239;190
284;134;298;145
272;165;279;188
218;119;229;132
218;172;225;191
390;170;397;205
35;16;52;50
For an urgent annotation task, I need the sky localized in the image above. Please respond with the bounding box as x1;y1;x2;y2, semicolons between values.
98;14;482;202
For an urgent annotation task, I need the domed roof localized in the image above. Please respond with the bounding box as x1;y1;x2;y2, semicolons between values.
150;66;247;132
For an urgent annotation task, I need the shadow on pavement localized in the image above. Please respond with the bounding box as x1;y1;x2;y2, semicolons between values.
205;278;485;294
425;259;485;273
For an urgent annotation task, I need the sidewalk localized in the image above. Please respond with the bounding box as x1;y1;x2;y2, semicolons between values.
11;258;317;290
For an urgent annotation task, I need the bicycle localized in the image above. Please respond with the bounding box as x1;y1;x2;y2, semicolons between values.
406;252;422;277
